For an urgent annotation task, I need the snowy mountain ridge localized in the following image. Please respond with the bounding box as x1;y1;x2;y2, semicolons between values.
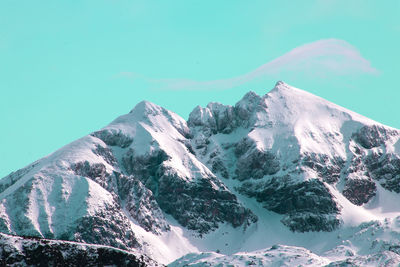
2;81;400;266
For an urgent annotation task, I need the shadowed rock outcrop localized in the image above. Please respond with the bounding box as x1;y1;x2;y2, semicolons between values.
342;178;376;205
238;177;341;232
122;148;257;234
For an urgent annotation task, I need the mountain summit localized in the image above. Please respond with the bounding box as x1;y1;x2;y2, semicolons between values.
2;81;400;266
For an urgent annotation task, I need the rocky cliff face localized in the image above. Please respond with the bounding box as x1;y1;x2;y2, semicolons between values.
187;81;400;233
2;81;400;265
0;233;161;267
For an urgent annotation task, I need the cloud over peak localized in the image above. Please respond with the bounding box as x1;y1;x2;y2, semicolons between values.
120;39;378;91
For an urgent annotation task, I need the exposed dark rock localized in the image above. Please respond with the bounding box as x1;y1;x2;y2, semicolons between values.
281;213;340;232
365;153;400;193
207;150;229;179
122;148;256;233
234;137;254;157
188;106;216;131
188;103;237;134
381;176;400;194
240;178;339;214
234;91;263;123
193;133;211;151
236;149;280;180
0;233;160;267
92;129;133;148
211;157;229;179
157;174;257;234
346;154;365;174
188;91;265;135
73;202;140;250
114;173;170;234
124;148;255;233
302;153;345;184
186;142;196;155
238;177;340;232
178;139;196;155
234;138;280;180
72;161;107;180
353;125;397;149
71;161;112;191
342;179;376;205
92;144;118;166
122;148;170;195
207;103;236;134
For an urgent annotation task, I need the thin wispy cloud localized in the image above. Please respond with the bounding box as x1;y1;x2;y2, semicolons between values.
118;39;378;91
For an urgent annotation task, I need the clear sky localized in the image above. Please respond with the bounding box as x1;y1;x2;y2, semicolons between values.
1;0;399;178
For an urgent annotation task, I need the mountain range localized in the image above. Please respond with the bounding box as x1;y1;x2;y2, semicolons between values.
2;81;400;266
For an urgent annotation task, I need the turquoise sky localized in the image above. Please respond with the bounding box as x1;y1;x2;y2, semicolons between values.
1;0;399;177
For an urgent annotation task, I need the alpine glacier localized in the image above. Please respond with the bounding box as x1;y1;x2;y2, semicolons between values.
2;81;400;266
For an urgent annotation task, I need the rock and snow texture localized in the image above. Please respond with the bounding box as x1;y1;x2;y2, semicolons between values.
0;232;160;266
189;81;400;232
170;244;400;267
169;246;331;267
170;217;400;266
2;81;400;265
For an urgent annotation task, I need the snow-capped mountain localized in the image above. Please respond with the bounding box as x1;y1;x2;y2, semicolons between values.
2;81;400;266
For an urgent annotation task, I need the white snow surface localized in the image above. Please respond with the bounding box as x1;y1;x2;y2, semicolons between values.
1;81;400;266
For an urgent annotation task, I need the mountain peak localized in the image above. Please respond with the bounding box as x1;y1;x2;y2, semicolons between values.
129;100;163;115
272;80;298;93
269;80;302;96
265;81;377;128
235;91;263;121
239;91;261;103
274;80;287;87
